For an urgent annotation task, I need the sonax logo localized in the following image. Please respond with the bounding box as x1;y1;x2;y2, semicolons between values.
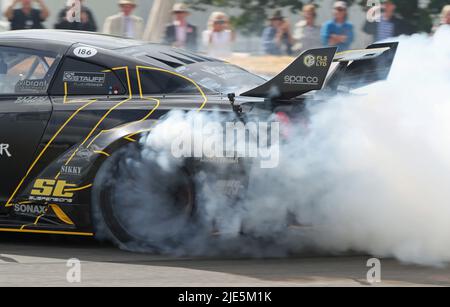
14;204;47;215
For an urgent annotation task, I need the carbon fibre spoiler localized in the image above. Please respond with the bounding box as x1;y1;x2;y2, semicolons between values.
325;42;399;91
240;42;398;100
241;47;337;100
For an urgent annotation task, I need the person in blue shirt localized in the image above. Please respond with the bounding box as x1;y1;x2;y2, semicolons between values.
321;1;354;51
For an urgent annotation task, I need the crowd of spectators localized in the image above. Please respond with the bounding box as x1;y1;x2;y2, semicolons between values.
2;0;450;58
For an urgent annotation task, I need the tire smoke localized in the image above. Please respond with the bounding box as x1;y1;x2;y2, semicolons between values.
95;27;450;265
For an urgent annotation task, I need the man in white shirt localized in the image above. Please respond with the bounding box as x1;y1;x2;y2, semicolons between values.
293;4;321;54
103;0;144;39
164;3;198;51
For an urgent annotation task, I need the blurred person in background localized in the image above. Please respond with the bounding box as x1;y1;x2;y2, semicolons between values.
262;10;294;55
321;1;354;51
432;4;450;33
55;0;97;32
202;12;235;59
103;0;144;39
164;3;198;51
293;4;321;54
5;0;49;30
437;5;450;30
363;0;412;43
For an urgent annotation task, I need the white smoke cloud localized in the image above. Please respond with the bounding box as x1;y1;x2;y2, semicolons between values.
96;27;450;265
271;27;450;265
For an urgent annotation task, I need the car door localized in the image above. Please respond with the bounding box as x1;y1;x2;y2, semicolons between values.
0;46;59;204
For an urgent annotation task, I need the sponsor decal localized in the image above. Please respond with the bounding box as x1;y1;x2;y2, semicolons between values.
30;179;76;203
284;75;320;85
15;79;48;92
14;204;47;215
316;56;328;67
28;196;73;204
60;165;82;176
73;46;98;58
304;55;316;67
77;148;94;160
0;143;11;157
15;96;48;104
63;71;105;88
304;54;328;68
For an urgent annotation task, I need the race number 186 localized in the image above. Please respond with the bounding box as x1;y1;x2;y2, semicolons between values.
73;47;98;58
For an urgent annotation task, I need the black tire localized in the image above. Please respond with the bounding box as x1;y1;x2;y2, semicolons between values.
91;143;198;251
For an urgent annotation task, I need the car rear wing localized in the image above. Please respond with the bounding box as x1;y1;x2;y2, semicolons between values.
241;47;337;100
240;42;398;100
324;42;399;92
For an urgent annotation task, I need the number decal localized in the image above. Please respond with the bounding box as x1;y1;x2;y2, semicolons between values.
73;47;98;58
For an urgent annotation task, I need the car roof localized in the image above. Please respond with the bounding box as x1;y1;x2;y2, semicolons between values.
0;29;224;73
0;30;146;50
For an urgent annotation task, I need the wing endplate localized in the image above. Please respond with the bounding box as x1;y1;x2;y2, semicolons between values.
326;42;399;91
240;47;337;100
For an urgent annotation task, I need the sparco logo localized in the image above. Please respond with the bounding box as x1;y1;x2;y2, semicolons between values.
284;75;320;85
14;204;47;215
63;72;105;83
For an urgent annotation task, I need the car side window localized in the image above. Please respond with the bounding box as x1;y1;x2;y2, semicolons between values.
137;69;198;95
50;57;126;96
0;47;58;95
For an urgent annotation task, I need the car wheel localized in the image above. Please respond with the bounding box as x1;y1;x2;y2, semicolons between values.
91;143;198;251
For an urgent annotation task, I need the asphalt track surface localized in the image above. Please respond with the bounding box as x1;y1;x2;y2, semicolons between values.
1;233;450;287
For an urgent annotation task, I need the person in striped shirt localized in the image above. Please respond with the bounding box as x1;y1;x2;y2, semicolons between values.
363;0;413;43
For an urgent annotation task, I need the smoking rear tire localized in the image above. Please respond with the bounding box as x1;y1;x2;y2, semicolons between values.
92;143;197;251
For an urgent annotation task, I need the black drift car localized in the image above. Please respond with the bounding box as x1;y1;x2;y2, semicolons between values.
0;30;397;248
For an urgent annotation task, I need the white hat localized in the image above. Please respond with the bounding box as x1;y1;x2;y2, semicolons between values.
119;0;137;6
172;3;189;13
333;1;348;9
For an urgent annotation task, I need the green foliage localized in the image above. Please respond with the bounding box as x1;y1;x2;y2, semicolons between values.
429;0;450;13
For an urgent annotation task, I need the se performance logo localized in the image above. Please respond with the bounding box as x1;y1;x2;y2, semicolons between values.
30;179;77;203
